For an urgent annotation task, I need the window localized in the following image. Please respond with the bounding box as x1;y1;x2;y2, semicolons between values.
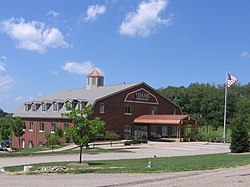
124;105;132;115
29;140;33;148
172;108;176;115
151;107;158;115
162;126;168;137
29;122;33;131
64;123;69;130
172;126;177;137
32;104;37;111
77;101;85;110
25;104;31;111
52;103;58;112
51;123;56;133
39;122;45;132
39;141;44;147
124;125;131;135
100;103;105;114
65;101;71;111
92;77;97;85
41;103;46;112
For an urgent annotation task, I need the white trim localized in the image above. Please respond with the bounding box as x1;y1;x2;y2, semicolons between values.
124;88;159;105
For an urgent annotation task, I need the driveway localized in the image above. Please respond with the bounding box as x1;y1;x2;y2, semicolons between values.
0;142;230;168
0;141;241;187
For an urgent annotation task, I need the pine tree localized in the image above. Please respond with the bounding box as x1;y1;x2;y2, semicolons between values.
230;115;250;153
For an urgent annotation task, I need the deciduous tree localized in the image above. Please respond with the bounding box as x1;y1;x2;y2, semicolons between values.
62;105;106;163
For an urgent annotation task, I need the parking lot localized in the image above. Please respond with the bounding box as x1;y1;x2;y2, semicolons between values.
0;141;230;168
1;141;249;187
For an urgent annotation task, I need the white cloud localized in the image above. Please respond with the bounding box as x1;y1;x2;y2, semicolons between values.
0;62;6;72
119;0;171;37
15;96;24;101
0;75;14;92
241;51;250;58
28;96;34;101
38;93;43;96
1;56;7;61
47;10;60;17
62;61;102;75
85;4;106;22
51;69;59;76
0;17;69;53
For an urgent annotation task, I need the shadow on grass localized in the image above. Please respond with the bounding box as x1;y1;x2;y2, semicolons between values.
88;162;107;166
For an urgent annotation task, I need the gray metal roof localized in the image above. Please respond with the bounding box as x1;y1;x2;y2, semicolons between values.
13;82;141;118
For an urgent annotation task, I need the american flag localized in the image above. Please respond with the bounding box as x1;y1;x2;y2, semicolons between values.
227;73;238;87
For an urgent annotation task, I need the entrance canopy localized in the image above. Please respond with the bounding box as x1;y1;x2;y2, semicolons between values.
134;115;196;125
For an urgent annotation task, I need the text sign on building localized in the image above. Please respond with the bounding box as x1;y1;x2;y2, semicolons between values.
124;88;159;104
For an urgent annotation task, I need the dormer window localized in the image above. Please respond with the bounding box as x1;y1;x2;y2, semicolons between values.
41;103;47;112
32;104;38;111
77;101;85;110
25;104;31;112
52;103;59;112
65;101;72;111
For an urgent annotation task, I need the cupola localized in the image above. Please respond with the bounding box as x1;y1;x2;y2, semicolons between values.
87;70;104;89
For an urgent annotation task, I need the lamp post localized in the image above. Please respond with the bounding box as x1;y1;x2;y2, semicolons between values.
132;94;137;139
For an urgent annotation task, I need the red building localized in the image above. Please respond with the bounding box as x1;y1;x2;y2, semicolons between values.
13;70;196;148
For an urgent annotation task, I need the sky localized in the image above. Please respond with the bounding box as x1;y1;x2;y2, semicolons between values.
0;0;250;113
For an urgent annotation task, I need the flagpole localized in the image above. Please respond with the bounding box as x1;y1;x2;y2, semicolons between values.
223;72;228;143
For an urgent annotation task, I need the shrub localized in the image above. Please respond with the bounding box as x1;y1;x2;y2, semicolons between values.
124;141;132;146
230;115;250;153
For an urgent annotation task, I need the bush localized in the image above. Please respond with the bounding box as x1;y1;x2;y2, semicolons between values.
230;115;250;153
124;139;148;146
124;141;132;146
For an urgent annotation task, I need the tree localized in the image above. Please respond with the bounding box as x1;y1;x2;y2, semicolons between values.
12;117;26;151
64;127;73;143
54;127;64;145
0;114;13;141
45;133;59;152
62;104;106;163
230;114;250;153
105;131;120;147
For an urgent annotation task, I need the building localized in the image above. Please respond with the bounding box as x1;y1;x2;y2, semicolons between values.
13;70;196;148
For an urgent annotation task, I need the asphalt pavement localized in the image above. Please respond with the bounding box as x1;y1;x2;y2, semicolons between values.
1;141;248;187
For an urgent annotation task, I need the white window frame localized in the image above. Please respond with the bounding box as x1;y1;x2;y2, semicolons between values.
52;103;58;112
100;103;105;114
31;104;37;111
39;122;45;132
124;105;132;115
25;104;30;112
29;122;33;131
51;123;56;133
65;101;72;111
41;103;46;112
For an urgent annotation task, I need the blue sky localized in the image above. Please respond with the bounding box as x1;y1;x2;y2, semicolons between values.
0;0;250;112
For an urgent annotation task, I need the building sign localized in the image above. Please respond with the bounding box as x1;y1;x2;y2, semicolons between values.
124;88;159;104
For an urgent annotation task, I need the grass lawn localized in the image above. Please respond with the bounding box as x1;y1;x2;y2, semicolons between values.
3;153;250;174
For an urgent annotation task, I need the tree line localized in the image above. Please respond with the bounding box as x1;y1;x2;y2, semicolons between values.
158;82;250;131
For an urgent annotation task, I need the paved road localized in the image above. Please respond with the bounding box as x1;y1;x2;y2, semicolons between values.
0;142;230;168
0;165;249;187
1;142;246;187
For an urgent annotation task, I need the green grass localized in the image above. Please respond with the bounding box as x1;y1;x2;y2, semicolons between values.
3;153;250;174
197;126;232;142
